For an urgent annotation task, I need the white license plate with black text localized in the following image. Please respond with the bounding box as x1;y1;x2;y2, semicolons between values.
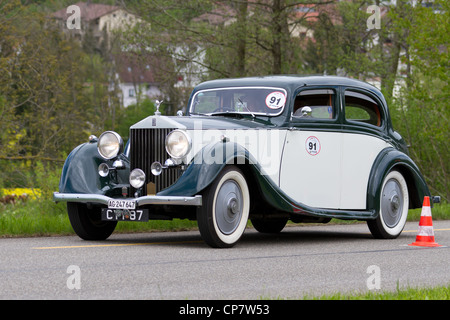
108;200;136;210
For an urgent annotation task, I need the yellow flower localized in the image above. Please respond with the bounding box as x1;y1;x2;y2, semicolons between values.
1;188;42;200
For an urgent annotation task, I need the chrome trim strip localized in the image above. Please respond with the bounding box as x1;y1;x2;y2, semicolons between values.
53;192;202;206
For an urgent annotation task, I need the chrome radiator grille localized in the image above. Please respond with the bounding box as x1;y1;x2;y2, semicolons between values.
130;128;181;194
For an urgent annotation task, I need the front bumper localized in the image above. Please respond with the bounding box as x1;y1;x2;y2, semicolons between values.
53;192;202;207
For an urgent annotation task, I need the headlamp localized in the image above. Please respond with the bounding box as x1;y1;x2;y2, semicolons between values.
129;168;146;189
165;130;191;159
97;131;123;160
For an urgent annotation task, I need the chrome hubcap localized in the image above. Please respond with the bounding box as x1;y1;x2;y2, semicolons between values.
381;179;403;228
215;180;243;235
227;197;239;215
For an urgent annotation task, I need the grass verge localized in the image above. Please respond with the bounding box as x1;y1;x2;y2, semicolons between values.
0;199;198;237
278;284;450;300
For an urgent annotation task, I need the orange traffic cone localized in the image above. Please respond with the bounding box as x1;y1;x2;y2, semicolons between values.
409;196;441;247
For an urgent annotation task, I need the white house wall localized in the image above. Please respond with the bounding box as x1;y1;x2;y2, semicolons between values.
120;83;162;108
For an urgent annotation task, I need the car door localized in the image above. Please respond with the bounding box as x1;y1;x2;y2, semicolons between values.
340;88;392;210
279;87;343;209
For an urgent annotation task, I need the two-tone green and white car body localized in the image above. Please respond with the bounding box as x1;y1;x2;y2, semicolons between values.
54;76;435;247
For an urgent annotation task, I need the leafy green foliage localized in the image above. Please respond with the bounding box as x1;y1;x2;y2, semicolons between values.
0;0;447;203
115;99;164;142
388;0;449;201
0;1;119;187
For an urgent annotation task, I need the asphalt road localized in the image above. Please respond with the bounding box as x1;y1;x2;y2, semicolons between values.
0;220;449;300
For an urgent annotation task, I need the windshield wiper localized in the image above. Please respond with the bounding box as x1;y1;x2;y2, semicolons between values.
210;111;245;118
238;98;255;118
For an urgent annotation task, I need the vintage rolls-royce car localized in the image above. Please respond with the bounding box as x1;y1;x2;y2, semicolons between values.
54;76;435;248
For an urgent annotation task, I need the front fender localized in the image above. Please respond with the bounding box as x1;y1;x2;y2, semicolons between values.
59;142;130;197
158;141;257;197
367;147;431;214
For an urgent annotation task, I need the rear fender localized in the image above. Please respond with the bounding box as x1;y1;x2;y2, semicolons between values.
367;147;431;214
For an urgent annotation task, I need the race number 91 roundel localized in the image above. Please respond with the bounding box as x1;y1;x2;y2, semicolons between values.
265;91;286;109
305;136;321;156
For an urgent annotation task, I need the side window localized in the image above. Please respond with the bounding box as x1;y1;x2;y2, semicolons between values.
345;90;382;127
293;89;336;119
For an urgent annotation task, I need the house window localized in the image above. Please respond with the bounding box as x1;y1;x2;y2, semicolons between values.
129;88;135;97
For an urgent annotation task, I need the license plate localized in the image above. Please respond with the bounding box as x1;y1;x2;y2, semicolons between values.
108;199;136;210
101;208;149;222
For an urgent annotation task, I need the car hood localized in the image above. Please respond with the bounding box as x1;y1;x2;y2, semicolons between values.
130;115;276;130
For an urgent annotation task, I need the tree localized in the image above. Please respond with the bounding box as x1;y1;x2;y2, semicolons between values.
389;0;449;201
0;1;118;187
120;0;335;92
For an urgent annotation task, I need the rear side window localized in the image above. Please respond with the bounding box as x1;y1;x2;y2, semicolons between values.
344;90;382;127
293;89;336;119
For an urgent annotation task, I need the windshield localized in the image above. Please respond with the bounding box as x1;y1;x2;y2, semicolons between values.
190;87;287;116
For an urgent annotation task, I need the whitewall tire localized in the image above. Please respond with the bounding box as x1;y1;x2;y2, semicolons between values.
197;166;250;248
368;170;409;239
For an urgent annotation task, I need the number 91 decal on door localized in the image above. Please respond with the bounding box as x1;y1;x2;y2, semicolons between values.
305;136;321;156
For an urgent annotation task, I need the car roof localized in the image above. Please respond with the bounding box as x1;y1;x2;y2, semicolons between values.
193;75;384;101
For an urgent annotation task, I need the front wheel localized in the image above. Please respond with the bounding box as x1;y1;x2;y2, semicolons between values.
197;166;250;248
367;170;409;239
67;202;117;240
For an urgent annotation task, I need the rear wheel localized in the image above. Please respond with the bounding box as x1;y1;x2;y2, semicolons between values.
197;166;250;248
67;202;117;240
367;170;409;239
251;218;288;233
